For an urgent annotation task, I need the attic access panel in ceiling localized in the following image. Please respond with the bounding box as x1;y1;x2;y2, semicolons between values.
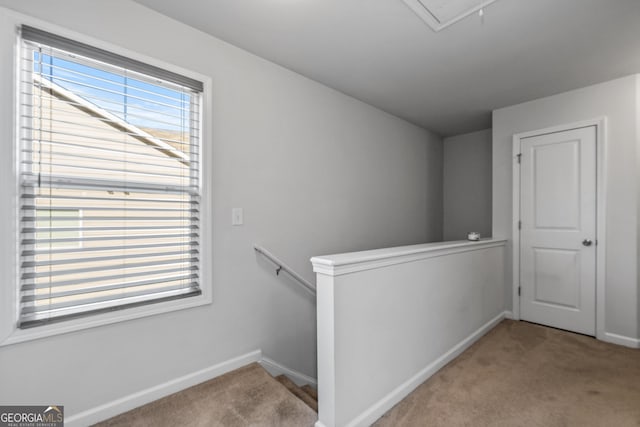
403;0;499;32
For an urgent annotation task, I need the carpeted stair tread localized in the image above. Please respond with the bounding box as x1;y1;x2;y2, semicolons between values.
275;375;318;412
301;384;318;401
94;363;316;426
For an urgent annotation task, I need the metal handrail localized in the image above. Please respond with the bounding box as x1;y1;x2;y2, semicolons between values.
254;244;316;296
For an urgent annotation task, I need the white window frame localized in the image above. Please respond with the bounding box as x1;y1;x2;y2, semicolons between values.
0;12;213;347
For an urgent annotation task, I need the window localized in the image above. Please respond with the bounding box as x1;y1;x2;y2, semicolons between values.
35;209;82;249
18;26;204;329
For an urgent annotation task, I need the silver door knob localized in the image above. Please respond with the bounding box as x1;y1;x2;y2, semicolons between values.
582;239;593;247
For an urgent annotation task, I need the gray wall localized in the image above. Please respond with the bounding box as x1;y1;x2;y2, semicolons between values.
443;129;492;241
493;75;640;341
0;0;443;418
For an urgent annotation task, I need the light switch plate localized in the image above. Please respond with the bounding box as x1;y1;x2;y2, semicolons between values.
232;208;243;226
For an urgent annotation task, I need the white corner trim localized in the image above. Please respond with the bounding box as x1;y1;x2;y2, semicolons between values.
344;311;507;427
65;350;262;427
260;357;317;387
311;239;506;276
602;332;640;349
314;422;329;427
504;310;515;320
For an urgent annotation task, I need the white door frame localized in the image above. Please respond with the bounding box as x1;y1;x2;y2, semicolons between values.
512;117;607;340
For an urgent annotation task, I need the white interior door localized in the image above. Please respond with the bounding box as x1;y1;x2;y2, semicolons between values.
519;126;596;336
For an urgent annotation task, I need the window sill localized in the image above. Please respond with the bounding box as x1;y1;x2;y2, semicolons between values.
0;292;211;347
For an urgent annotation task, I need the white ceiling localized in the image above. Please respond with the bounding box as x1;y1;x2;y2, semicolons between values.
133;0;640;136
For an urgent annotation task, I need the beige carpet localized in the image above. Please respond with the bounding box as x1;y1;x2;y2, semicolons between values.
374;320;640;427
275;374;319;412
94;363;316;427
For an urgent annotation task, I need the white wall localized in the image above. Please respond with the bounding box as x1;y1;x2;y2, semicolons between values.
493;75;640;341
311;240;506;427
0;0;443;420
443;129;492;240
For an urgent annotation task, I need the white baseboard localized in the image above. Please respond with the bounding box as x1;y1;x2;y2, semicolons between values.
506;314;638;348
344;311;507;427
603;332;640;349
63;310;511;427
65;350;262;427
260;356;317;387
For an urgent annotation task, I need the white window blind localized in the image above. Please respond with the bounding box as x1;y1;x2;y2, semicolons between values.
19;26;203;328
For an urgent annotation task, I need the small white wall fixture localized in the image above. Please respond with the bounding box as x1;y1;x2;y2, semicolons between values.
311;239;507;427
512;118;608;342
